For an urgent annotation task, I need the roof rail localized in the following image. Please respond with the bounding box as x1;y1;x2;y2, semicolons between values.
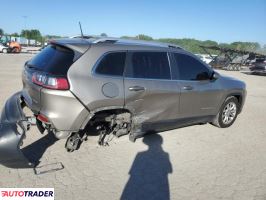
92;38;118;44
69;35;96;39
92;37;183;49
116;39;182;49
167;44;181;49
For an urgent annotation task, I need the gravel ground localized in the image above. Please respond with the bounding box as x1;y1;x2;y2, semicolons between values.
0;54;265;200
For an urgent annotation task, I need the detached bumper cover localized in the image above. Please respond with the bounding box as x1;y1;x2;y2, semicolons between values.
0;92;34;168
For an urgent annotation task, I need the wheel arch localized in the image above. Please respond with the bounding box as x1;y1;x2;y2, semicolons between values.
79;106;133;130
224;92;244;114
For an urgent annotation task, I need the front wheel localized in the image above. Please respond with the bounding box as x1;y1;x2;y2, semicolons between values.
212;96;239;128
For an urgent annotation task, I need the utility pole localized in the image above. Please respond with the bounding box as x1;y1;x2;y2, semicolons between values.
22;16;28;46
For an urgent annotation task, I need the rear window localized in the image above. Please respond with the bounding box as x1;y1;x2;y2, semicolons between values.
95;52;126;76
27;44;75;75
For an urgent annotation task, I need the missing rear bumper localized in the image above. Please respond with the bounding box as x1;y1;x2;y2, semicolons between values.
0;92;34;168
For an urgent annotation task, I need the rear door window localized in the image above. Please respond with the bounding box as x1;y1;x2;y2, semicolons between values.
173;53;211;81
126;52;171;79
27;44;76;75
95;52;126;76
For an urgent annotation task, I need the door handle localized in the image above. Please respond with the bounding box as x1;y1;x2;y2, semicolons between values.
128;86;145;91
182;85;193;90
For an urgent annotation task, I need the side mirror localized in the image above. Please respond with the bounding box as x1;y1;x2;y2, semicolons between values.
210;71;219;80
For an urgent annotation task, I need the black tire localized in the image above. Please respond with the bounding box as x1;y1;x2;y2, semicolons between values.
212;96;239;128
2;48;8;53
12;47;19;53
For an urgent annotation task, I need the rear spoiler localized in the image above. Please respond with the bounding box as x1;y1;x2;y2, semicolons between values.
49;38;91;54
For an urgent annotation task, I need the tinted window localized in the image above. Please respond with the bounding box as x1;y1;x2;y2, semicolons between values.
174;53;211;81
127;52;171;79
27;44;75;75
95;52;126;76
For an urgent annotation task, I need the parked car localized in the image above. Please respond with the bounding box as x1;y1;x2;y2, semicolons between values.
0;35;21;53
0;37;246;168
250;60;266;75
195;54;215;64
0;43;9;53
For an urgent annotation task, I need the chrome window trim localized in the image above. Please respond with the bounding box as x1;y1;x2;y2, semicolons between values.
92;50;174;81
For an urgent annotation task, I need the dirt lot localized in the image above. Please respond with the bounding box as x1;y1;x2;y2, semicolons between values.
0;54;266;200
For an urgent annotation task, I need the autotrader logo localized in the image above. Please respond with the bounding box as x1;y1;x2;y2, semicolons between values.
0;188;54;200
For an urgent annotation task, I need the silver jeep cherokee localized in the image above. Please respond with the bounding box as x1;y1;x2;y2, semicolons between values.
0;37;246;168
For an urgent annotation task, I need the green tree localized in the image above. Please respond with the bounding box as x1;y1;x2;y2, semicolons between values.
21;29;42;42
120;35;136;39
100;33;107;37
0;28;4;35
44;35;62;39
219;43;231;48
10;32;19;37
263;44;266;52
137;34;153;41
112;34;265;55
230;42;260;51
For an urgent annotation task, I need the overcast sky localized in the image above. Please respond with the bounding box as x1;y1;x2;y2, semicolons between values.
1;0;265;44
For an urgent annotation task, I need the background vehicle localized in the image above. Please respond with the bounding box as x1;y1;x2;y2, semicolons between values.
199;45;266;71
0;43;9;53
0;37;246;168
195;54;215;64
250;59;266;75
0;35;21;53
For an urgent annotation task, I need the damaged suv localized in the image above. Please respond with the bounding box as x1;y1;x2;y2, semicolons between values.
0;37;246;168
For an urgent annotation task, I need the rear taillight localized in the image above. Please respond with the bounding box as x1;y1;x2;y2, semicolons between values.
37;114;49;123
32;72;69;90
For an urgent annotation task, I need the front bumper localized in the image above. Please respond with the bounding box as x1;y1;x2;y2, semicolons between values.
0;92;34;168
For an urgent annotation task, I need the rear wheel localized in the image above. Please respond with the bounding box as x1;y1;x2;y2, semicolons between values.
212;96;239;128
2;48;8;53
65;132;83;152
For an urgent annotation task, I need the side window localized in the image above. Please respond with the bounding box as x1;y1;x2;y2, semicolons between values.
173;53;211;81
95;52;126;76
127;52;171;79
